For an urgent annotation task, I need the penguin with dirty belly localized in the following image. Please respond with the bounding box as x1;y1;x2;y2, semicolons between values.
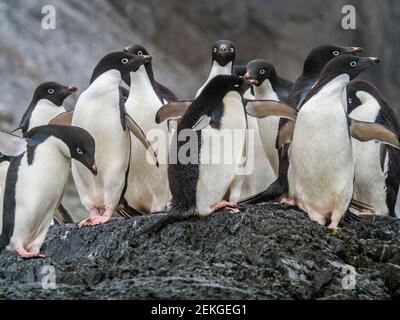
347;80;400;218
72;51;158;227
245;55;399;229
139;75;249;234
0;125;96;258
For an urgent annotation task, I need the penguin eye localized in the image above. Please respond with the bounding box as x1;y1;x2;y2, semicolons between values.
348;97;352;104
213;47;217;53
333;50;340;56
76;148;83;155
121;58;129;64
137;51;143;56
230;48;235;53
350;61;357;67
259;69;266;75
48;88;54;94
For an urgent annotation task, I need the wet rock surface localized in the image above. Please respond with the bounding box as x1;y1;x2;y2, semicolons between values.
0;204;399;299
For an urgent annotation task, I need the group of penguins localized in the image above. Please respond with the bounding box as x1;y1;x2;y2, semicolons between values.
0;39;399;259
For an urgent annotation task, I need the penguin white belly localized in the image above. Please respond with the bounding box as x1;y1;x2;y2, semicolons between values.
72;90;129;211
289;88;353;223
196;92;246;215
349;100;388;215
0;161;9;232
28;100;66;131
8;140;69;253
125;70;170;213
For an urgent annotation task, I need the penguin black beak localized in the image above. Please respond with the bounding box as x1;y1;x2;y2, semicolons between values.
346;47;363;55
369;57;381;65
143;55;152;64
65;87;78;94
90;164;98;176
218;47;228;54
244;73;258;86
123;47;131;54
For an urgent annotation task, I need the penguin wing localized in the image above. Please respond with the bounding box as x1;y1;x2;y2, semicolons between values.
277;120;295;149
0;132;27;156
349;119;400;149
124;112;159;167
157;82;178;102
245;100;297;121
155;100;193;123
192;115;211;131
48;111;73;126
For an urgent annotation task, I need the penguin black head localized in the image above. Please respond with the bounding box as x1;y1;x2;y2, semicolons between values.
244;59;277;86
212;40;236;66
32;82;77;107
123;44;150;57
346;80;386;114
304;45;363;75
320;55;380;82
201;75;244;98
90;51;152;84
25;125;97;175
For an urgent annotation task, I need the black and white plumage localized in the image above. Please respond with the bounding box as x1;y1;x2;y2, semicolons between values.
0;125;96;258
347;80;400;218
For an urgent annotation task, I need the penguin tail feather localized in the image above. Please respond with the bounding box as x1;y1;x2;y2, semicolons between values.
135;215;179;237
238;179;287;205
117;198;145;219
54;203;74;224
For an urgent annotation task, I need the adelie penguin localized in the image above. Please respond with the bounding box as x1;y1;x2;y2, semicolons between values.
71;51;158;227
196;40;236;97
9;82;78;224
140;75;249;234
347;80;400;218
123;44;177;103
239;45;363;205
0;125;96;259
121;45;171;214
246;55;400;229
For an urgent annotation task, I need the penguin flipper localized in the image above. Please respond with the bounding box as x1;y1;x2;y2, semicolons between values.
0;132;27;157
155;100;193;123
277;121;295;149
245;100;297;121
135;215;179;236
124;112;160;167
53;203;74;224
48;111;73;126
350;119;400;149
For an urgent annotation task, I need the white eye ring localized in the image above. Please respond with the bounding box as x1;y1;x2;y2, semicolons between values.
230;48;234;53
333;50;340;56
121;58;129;64
350;61;357;67
348;98;352;104
213;48;217;53
234;84;240;87
76;148;83;155
48;88;54;94
137;51;143;55
259;69;266;75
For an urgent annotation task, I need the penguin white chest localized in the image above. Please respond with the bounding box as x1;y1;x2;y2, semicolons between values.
28;99;66;131
289;75;353;218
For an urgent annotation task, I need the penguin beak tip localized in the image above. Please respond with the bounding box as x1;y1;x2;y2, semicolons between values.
91;164;98;175
143;55;152;64
348;47;363;54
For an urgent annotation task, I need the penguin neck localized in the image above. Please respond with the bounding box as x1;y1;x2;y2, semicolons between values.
27;99;66;133
128;66;162;107
87;70;121;95
349;92;380;122
306;74;350;106
253;79;279;100
196;61;232;97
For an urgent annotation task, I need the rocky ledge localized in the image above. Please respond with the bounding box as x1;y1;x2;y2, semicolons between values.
0;204;399;299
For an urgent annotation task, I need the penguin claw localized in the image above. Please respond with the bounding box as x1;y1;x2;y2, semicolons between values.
17;250;46;259
210;201;240;214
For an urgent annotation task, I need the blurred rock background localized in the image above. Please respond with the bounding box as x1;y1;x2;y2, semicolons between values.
0;0;399;218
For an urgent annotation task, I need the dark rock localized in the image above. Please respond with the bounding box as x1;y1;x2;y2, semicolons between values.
0;204;399;299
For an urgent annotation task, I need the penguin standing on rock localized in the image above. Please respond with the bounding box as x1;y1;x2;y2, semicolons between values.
71;52;158;228
196;40;236;97
246;55;399;229
239;45;363;204
0;125;97;258
140;75;249;234
347;80;400;217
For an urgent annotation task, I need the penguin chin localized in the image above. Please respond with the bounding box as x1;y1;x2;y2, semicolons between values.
247;79;259;86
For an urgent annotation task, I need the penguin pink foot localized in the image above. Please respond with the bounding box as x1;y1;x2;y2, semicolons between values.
78;208;100;229
279;198;296;206
210;201;240;214
355;210;376;217
85;208;113;226
17;248;46;259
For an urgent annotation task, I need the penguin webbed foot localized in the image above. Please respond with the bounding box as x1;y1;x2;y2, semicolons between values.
17;249;46;259
210;201;240;214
